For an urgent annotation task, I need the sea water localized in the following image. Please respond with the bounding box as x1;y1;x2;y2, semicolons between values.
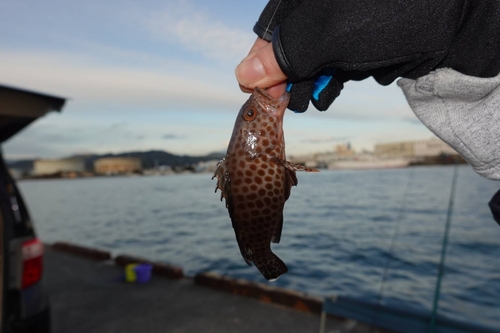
18;165;500;328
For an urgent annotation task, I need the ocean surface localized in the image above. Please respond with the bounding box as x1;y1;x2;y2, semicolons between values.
18;165;500;328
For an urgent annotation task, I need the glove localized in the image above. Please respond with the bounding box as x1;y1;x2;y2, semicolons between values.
254;0;500;112
286;69;344;113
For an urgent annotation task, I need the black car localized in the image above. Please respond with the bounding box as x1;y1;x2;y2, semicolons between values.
0;85;65;333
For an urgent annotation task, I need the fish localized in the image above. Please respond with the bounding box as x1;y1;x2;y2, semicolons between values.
212;87;318;280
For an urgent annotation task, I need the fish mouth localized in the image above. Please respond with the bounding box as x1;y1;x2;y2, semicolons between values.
254;87;290;116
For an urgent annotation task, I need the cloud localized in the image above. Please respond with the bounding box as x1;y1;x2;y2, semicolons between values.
108;121;128;129
146;0;255;64
302;136;351;144
0;49;245;111
162;133;184;140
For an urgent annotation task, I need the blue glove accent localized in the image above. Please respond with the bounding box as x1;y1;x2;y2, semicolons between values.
312;75;333;101
286;82;293;92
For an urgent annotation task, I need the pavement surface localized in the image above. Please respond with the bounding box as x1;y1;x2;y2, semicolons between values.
43;247;362;333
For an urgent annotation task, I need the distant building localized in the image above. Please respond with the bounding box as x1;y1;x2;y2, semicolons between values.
334;143;355;157
374;138;457;158
195;160;220;173
94;157;142;174
374;141;414;158
413;138;457;157
33;157;85;175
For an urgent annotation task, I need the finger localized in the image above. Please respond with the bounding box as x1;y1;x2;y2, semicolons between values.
247;37;270;56
235;42;287;91
239;82;287;98
267;82;287;99
239;83;253;94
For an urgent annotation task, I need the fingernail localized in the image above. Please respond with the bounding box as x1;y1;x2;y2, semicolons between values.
236;56;265;86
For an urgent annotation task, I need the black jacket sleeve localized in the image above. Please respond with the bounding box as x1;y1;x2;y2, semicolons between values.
254;0;500;85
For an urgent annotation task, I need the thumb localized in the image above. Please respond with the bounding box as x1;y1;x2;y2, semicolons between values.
235;41;287;91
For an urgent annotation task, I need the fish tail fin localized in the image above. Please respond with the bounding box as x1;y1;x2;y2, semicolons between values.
254;251;288;281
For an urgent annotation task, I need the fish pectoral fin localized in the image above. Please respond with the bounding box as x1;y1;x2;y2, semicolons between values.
284;166;297;200
272;156;320;173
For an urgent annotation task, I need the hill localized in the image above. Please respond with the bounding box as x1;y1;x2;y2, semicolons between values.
6;150;225;171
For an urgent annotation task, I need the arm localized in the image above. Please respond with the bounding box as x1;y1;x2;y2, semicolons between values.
237;0;500;112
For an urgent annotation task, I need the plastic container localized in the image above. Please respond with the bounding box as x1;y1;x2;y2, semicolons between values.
134;263;153;283
125;263;138;283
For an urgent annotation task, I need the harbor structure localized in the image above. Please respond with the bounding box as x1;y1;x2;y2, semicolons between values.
94;157;142;175
375;138;457;158
33;157;85;175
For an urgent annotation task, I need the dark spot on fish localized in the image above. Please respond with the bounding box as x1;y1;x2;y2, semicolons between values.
250;184;258;192
262;139;269;146
237;170;244;177
260;129;266;136
256;200;264;207
249;164;257;171
268;190;274;197
247;201;255;209
266;126;272;132
251;209;260;216
261;163;268;169
263;208;271;215
236;194;245;202
247;193;257;201
263;197;272;205
244;170;253;177
268;168;275;176
265;183;273;190
239;160;246;168
273;188;281;196
237;203;247;210
257;169;266;176
244;177;253;184
265;176;272;182
255;176;263;185
270;130;276;137
274;180;281;187
233;178;242;186
242;186;249;193
258;188;266;196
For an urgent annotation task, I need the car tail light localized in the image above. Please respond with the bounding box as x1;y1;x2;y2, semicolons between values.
21;238;44;289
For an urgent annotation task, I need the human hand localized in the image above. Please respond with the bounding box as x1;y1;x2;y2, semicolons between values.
236;0;500;112
235;38;287;100
235;37;344;112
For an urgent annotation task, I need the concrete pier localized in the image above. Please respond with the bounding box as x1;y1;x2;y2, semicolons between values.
44;243;379;333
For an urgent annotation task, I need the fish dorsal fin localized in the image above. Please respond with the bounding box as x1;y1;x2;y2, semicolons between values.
212;158;231;207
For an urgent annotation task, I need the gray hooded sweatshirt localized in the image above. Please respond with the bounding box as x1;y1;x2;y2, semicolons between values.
398;68;500;180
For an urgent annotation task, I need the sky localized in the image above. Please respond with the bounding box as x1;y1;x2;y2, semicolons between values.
0;0;435;160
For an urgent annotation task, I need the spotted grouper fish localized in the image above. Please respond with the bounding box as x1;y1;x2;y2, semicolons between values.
213;87;318;280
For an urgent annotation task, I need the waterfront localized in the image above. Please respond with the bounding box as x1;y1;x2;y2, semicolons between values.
18;165;500;328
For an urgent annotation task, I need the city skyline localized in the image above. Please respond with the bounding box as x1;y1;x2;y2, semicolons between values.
1;0;434;160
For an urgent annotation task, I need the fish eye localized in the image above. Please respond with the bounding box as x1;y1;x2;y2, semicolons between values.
243;108;257;121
